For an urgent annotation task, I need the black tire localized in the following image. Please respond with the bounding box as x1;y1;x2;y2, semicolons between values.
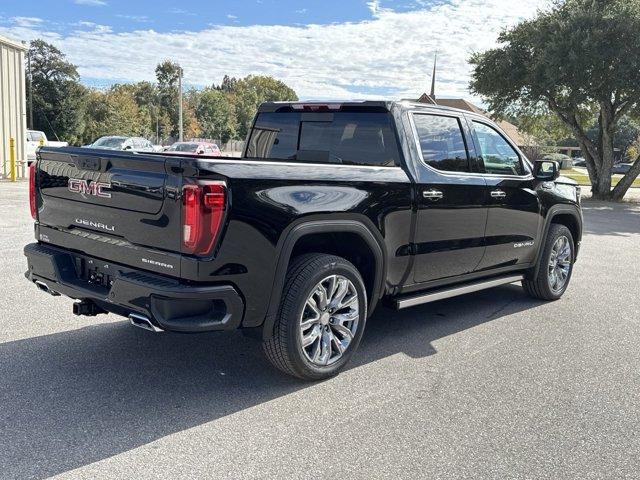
523;224;575;301
263;253;368;380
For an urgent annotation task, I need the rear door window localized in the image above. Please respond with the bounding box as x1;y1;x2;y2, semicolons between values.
245;111;401;166
413;114;470;173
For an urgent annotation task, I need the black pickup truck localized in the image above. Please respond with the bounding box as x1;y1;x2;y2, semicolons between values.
25;101;582;380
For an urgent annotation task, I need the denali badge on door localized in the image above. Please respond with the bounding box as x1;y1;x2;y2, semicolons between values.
68;178;112;199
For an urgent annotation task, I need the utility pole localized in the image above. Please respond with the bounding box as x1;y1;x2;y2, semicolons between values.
27;46;34;129
178;65;183;142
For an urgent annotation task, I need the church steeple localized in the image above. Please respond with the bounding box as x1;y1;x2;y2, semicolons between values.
430;53;437;99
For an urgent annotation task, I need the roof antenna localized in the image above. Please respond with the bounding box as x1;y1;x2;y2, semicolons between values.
430;52;437;99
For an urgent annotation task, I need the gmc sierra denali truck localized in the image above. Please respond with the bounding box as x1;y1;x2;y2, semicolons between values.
25;101;582;380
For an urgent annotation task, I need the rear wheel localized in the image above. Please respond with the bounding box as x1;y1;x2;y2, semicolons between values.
263;254;367;380
523;224;574;300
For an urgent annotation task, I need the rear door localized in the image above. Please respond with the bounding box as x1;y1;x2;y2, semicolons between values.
410;112;487;284
468;119;541;270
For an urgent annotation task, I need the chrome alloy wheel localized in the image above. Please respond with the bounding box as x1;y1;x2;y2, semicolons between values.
299;274;359;366
548;235;572;292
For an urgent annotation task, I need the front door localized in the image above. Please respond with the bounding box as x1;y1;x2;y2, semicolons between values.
469;119;541;270
410;112;487;284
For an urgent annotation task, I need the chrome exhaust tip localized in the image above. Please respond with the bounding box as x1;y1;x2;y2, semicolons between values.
35;280;60;296
129;313;164;333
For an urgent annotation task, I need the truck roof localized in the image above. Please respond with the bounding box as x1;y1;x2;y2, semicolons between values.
259;100;474;116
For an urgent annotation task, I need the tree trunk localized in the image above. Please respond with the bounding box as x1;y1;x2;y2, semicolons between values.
611;156;640;201
595;102;615;199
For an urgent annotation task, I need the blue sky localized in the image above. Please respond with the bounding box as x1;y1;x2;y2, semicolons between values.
1;1;438;32
0;0;545;100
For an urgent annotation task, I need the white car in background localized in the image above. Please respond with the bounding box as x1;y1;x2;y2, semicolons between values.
26;130;68;164
86;136;155;152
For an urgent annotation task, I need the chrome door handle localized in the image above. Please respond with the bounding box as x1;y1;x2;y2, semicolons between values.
490;190;506;198
423;189;444;200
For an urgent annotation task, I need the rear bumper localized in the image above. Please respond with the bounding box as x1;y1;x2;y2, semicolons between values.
24;242;245;333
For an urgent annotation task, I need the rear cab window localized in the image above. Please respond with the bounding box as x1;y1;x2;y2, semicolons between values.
245;109;402;167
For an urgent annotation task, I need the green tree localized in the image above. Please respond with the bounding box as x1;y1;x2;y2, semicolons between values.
470;0;640;200
587;115;640;158
81;85;147;144
27;39;88;144
155;60;184;138
231;75;298;139
195;88;237;143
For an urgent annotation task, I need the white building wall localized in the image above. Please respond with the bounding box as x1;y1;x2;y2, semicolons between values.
0;35;27;178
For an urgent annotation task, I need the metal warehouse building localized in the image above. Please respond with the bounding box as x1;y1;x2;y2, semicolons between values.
0;35;27;179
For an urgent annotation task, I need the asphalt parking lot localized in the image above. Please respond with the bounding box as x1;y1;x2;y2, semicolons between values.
1;181;639;479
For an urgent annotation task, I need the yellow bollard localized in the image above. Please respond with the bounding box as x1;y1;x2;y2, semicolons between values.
9;137;16;182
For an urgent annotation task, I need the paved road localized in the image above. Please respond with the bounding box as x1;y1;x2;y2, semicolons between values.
1;181;639;479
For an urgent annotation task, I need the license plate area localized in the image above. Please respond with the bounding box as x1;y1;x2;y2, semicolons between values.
75;257;116;291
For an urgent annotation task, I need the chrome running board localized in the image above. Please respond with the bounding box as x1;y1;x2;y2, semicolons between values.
395;274;524;310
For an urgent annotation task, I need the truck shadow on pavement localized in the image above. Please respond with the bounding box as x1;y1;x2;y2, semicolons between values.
0;285;542;479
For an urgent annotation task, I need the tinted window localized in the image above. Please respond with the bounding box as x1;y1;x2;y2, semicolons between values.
413;114;469;172
246;111;401;166
473;121;523;175
28;131;45;142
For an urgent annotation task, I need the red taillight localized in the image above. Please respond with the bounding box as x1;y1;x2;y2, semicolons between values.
182;181;226;256
29;163;37;219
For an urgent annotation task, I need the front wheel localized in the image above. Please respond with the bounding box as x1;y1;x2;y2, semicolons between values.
523;224;575;300
263;254;367;380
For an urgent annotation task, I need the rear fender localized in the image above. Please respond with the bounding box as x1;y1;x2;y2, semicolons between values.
261;220;385;340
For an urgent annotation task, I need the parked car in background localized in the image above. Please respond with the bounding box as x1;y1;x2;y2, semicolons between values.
572;157;586;167
86;136;154;152
543;153;573;169
26;130;68;164
163;141;221;156
612;162;633;175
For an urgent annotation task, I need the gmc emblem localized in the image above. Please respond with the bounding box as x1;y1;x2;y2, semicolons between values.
68;178;112;198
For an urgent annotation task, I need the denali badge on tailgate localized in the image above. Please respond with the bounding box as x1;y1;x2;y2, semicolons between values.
68;178;112;199
74;218;115;232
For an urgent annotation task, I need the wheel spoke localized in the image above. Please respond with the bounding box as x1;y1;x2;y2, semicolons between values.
316;285;329;310
331;322;354;342
333;311;358;325
339;293;358;309
330;331;345;355
329;278;349;308
317;329;332;365
302;325;321;347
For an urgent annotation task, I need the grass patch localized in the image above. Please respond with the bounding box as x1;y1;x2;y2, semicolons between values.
561;169;640;188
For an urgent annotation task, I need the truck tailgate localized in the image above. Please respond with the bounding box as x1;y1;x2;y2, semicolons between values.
35;147;184;275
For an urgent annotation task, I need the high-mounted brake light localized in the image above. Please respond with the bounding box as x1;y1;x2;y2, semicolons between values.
182;181;226;256
291;103;342;111
29;163;37;219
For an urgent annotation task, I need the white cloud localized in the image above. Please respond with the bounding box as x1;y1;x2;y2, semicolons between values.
74;0;108;6
1;0;546;101
11;17;43;28
116;14;151;23
227;14;238;20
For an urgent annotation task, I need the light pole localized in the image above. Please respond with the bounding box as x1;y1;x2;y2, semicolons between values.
178;65;183;142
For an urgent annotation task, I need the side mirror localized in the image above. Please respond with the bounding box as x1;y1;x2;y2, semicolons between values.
534;160;560;181
124;145;132;150
197;149;205;155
